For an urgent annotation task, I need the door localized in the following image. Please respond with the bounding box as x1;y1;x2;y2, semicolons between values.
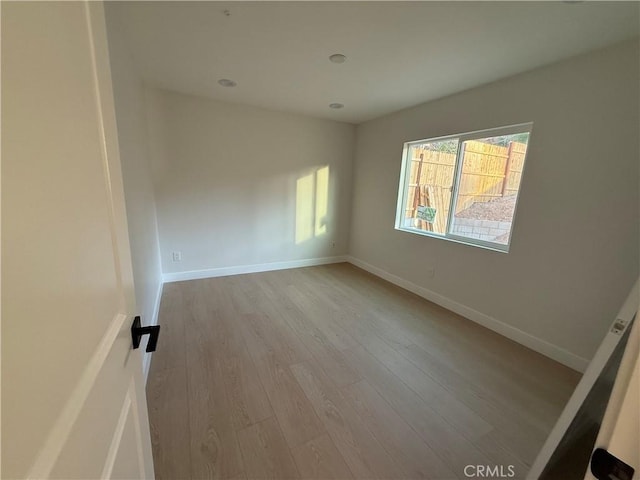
585;318;639;479
2;1;154;478
526;280;638;479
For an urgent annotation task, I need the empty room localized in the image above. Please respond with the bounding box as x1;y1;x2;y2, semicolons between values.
2;1;639;479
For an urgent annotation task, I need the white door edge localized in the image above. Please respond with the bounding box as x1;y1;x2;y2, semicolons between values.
101;384;132;480
129;380;149;480
527;279;639;479
27;313;129;479
86;0;137;313
584;317;639;478
100;378;149;480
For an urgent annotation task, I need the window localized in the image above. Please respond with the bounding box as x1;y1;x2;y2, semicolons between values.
395;123;532;252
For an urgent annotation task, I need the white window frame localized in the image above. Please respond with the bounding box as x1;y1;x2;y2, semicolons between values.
394;122;533;253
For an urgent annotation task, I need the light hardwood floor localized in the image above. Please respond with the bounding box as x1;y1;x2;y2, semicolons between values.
146;263;580;479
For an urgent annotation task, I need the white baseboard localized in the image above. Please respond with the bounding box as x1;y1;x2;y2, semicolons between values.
162;255;349;284
143;279;164;383
346;255;589;373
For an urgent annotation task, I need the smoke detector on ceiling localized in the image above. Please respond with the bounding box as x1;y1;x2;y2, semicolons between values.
218;78;237;87
329;54;347;64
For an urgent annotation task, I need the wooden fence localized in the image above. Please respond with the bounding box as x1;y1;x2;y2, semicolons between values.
405;140;527;233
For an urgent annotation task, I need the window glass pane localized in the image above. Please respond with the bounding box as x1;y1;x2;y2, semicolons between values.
450;132;530;245
402;139;458;235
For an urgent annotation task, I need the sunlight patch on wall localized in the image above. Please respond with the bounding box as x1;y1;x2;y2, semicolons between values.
315;166;329;237
296;173;314;244
295;166;330;245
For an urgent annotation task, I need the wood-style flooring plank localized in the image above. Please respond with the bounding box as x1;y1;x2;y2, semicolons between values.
399;342;547;464
146;367;191;480
312;265;571;457
150;283;187;371
228;472;247;480
183;282;244;479
253;270;359;357
290;434;354;480
253;352;326;449
343;320;493;441
304;266;418;351
290;362;402;479
342;345;492;476
280;270;360;352
342;379;457;479
238;313;325;448
221;338;274;431
206;284;275;431
475;431;532;477
236;273;361;391
236;417;300;479
238;310;312;367
148;263;580;480
328;264;579;407
262;286;361;388
400;326;564;431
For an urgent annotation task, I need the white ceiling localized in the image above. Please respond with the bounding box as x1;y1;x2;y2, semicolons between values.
111;1;640;124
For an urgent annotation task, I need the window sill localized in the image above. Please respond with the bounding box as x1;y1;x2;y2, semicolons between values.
395;225;510;254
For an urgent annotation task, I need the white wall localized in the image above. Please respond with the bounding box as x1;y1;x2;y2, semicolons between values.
105;6;163;368
350;40;639;367
145;89;355;276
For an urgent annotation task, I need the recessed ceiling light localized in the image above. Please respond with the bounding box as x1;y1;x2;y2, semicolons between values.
218;78;237;87
329;103;344;109
329;54;347;64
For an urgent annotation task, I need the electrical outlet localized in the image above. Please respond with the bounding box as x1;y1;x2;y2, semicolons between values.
172;251;182;262
426;267;435;278
331;241;336;248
